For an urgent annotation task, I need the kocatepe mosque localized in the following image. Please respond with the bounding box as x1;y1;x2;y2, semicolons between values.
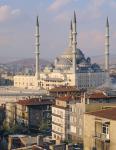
14;12;109;90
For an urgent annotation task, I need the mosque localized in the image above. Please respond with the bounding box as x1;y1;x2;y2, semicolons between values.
14;12;109;90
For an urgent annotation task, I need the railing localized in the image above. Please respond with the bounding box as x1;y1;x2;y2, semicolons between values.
52;129;63;135
12;145;44;150
95;132;110;142
52;121;63;127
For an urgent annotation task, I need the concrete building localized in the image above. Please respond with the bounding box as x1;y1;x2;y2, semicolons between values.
16;97;53;131
8;135;44;150
52;88;116;144
14;12;108;90
5;102;16;127
0;73;14;86
52;96;78;143
0;105;5;127
5;96;53;132
69;90;116;143
49;86;86;97
84;108;116;150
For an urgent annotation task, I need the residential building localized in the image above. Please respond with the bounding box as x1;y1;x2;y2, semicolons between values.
69;89;116;143
52;95;79;143
0;105;5;127
5;102;16;127
0;73;14;86
84;108;116;150
52;88;116;144
49;86;86;97
16;97;53;131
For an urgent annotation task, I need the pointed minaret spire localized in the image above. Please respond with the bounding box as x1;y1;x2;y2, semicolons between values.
72;11;77;74
73;11;76;23
35;16;40;79
105;16;110;72
36;16;39;26
69;20;73;48
70;20;72;30
106;16;109;27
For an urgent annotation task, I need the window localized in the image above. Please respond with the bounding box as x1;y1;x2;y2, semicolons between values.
79;128;82;136
78;108;81;115
102;124;109;134
103;125;106;133
47;113;51;118
54;134;56;138
47;105;50;110
102;124;109;139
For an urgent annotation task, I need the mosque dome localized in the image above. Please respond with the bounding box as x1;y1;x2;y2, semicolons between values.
55;47;87;69
62;47;72;57
62;47;85;61
55;57;72;69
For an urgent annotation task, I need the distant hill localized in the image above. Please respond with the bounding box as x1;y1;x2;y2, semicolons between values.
91;55;116;65
0;55;116;68
5;58;52;67
2;58;52;74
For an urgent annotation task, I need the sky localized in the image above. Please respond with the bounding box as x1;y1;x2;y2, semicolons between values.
0;0;116;62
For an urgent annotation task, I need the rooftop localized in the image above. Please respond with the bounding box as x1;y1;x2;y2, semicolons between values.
17;98;53;106
49;86;85;92
87;92;107;99
87;107;116;120
57;95;80;102
87;91;116;99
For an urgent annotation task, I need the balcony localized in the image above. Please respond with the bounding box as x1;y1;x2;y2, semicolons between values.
52;113;62;118
94;132;110;143
52;129;62;135
52;121;63;126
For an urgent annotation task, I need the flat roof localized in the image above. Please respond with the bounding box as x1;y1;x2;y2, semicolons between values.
17;98;52;106
87;107;116;120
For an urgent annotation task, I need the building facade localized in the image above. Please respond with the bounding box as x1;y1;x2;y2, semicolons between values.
52;88;116;144
69;89;116;143
5;102;16;127
49;86;86;97
16;98;53;131
84;108;116;150
52;96;77;143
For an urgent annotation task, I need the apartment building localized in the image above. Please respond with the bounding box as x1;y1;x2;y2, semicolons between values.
69;90;116;143
5;102;16;127
49;86;86;97
0;105;5;127
16;98;53;131
84;108;116;150
52;95;79;143
52;88;116;144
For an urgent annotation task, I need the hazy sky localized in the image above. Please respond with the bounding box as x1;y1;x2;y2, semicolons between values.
0;0;116;62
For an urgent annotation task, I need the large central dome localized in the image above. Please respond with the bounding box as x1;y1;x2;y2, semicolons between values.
54;47;90;70
62;47;85;60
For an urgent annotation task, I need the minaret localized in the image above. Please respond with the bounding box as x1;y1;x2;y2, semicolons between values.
72;11;77;73
105;17;110;72
35;16;40;79
69;20;73;48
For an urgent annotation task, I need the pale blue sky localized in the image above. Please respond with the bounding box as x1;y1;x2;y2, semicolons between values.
0;0;116;62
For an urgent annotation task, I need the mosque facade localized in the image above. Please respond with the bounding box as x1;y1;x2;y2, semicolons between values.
14;12;109;90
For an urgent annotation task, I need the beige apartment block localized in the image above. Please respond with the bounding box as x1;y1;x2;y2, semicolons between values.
84;108;116;150
69;89;116;143
5;102;16;127
52;89;116;144
52;96;78;144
